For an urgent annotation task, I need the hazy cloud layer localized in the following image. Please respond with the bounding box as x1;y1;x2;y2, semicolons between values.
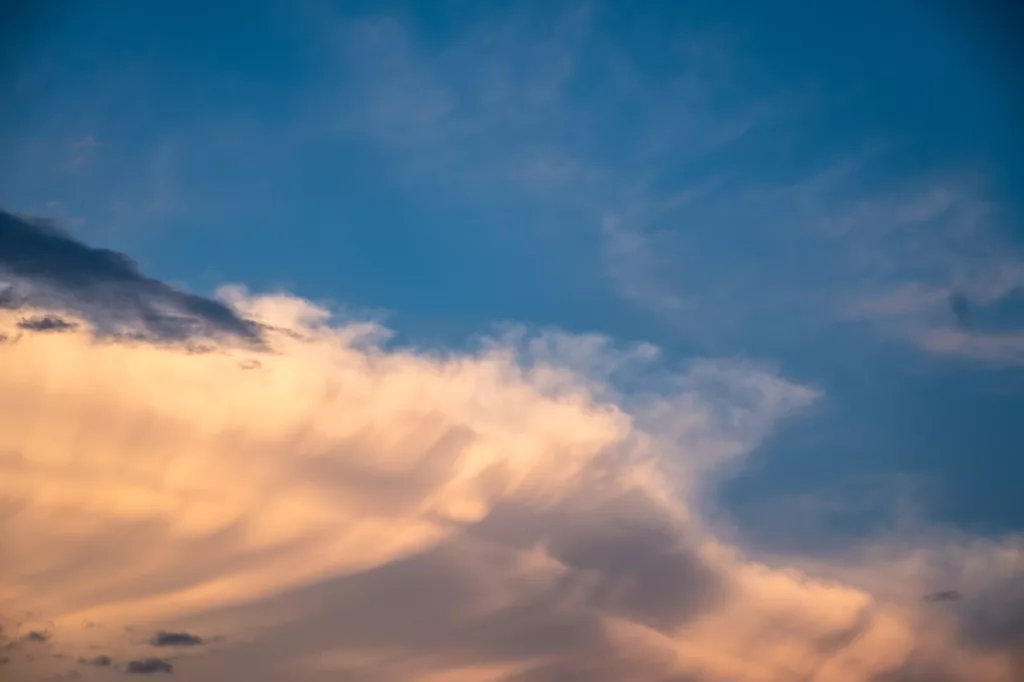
1;256;1021;681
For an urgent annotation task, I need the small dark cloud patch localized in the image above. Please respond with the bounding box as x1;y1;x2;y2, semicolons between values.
0;210;263;345
949;292;971;329
125;658;173;674
150;631;203;647
238;358;262;370
17;315;77;332
23;630;49;642
923;589;962;603
79;654;112;667
0;656;9;665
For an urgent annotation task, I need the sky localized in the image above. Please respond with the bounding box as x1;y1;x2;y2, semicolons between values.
1;1;1023;680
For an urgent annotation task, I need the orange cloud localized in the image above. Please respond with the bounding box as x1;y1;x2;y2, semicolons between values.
0;291;1020;681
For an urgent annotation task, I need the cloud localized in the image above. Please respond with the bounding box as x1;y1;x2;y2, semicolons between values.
79;654;113;666
949;293;971;330
17;315;78;332
802;170;1024;363
917;329;1024;365
73;136;101;149
924;590;963;604
0;210;262;344
324;8;768;324
150;631;203;647
24;631;50;643
956;576;1024;653
0;243;1021;681
600;214;688;316
845;281;1024;364
126;658;174;674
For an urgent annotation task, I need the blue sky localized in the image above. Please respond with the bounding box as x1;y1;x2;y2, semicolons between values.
3;0;1024;558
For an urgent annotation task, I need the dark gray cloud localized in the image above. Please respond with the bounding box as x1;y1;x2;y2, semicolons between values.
470;490;723;631
541;491;722;631
955;577;1024;651
922;589;962;603
878;578;1024;682
0;211;262;344
184;486;724;681
125;658;174;674
150;631;203;647
873;659;963;682
186;538;612;680
17;315;78;332
79;655;113;666
949;292;971;329
23;630;49;643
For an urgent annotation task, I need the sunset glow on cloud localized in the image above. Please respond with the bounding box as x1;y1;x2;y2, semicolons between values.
1;213;1021;681
2;2;1023;680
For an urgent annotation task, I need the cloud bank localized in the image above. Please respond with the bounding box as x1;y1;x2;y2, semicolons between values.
0;219;1021;681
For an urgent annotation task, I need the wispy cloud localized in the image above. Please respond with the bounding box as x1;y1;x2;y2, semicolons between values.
600;214;688;315
917;328;1024;364
64;135;103;169
818;173;1024;363
320;5;1024;365
72;136;102;150
318;6;772;322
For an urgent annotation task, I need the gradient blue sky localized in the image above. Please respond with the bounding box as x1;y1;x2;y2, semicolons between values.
3;0;1023;550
